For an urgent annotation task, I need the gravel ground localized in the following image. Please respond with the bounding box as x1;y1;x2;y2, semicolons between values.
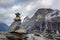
27;34;56;40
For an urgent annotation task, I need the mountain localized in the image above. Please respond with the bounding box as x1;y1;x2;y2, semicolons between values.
31;8;60;32
31;8;54;20
0;23;8;32
22;8;60;33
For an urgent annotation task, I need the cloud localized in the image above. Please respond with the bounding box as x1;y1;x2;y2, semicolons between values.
0;0;60;26
0;0;15;8
50;0;60;10
0;0;36;8
41;0;53;6
0;5;21;25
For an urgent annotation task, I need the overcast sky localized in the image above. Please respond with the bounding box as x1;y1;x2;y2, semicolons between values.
0;0;60;26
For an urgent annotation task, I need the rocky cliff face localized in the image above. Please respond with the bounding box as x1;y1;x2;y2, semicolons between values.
22;8;60;33
31;8;54;20
31;8;60;22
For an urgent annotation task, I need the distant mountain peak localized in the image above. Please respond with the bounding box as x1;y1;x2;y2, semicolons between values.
0;23;8;32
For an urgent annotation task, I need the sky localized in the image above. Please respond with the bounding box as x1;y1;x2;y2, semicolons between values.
0;0;60;26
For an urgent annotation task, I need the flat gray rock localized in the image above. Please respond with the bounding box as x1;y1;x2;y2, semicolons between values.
27;34;54;40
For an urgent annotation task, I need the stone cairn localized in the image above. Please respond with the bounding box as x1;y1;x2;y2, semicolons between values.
6;13;28;40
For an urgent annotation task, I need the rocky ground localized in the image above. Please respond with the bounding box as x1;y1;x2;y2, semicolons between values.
27;34;56;40
0;33;57;40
